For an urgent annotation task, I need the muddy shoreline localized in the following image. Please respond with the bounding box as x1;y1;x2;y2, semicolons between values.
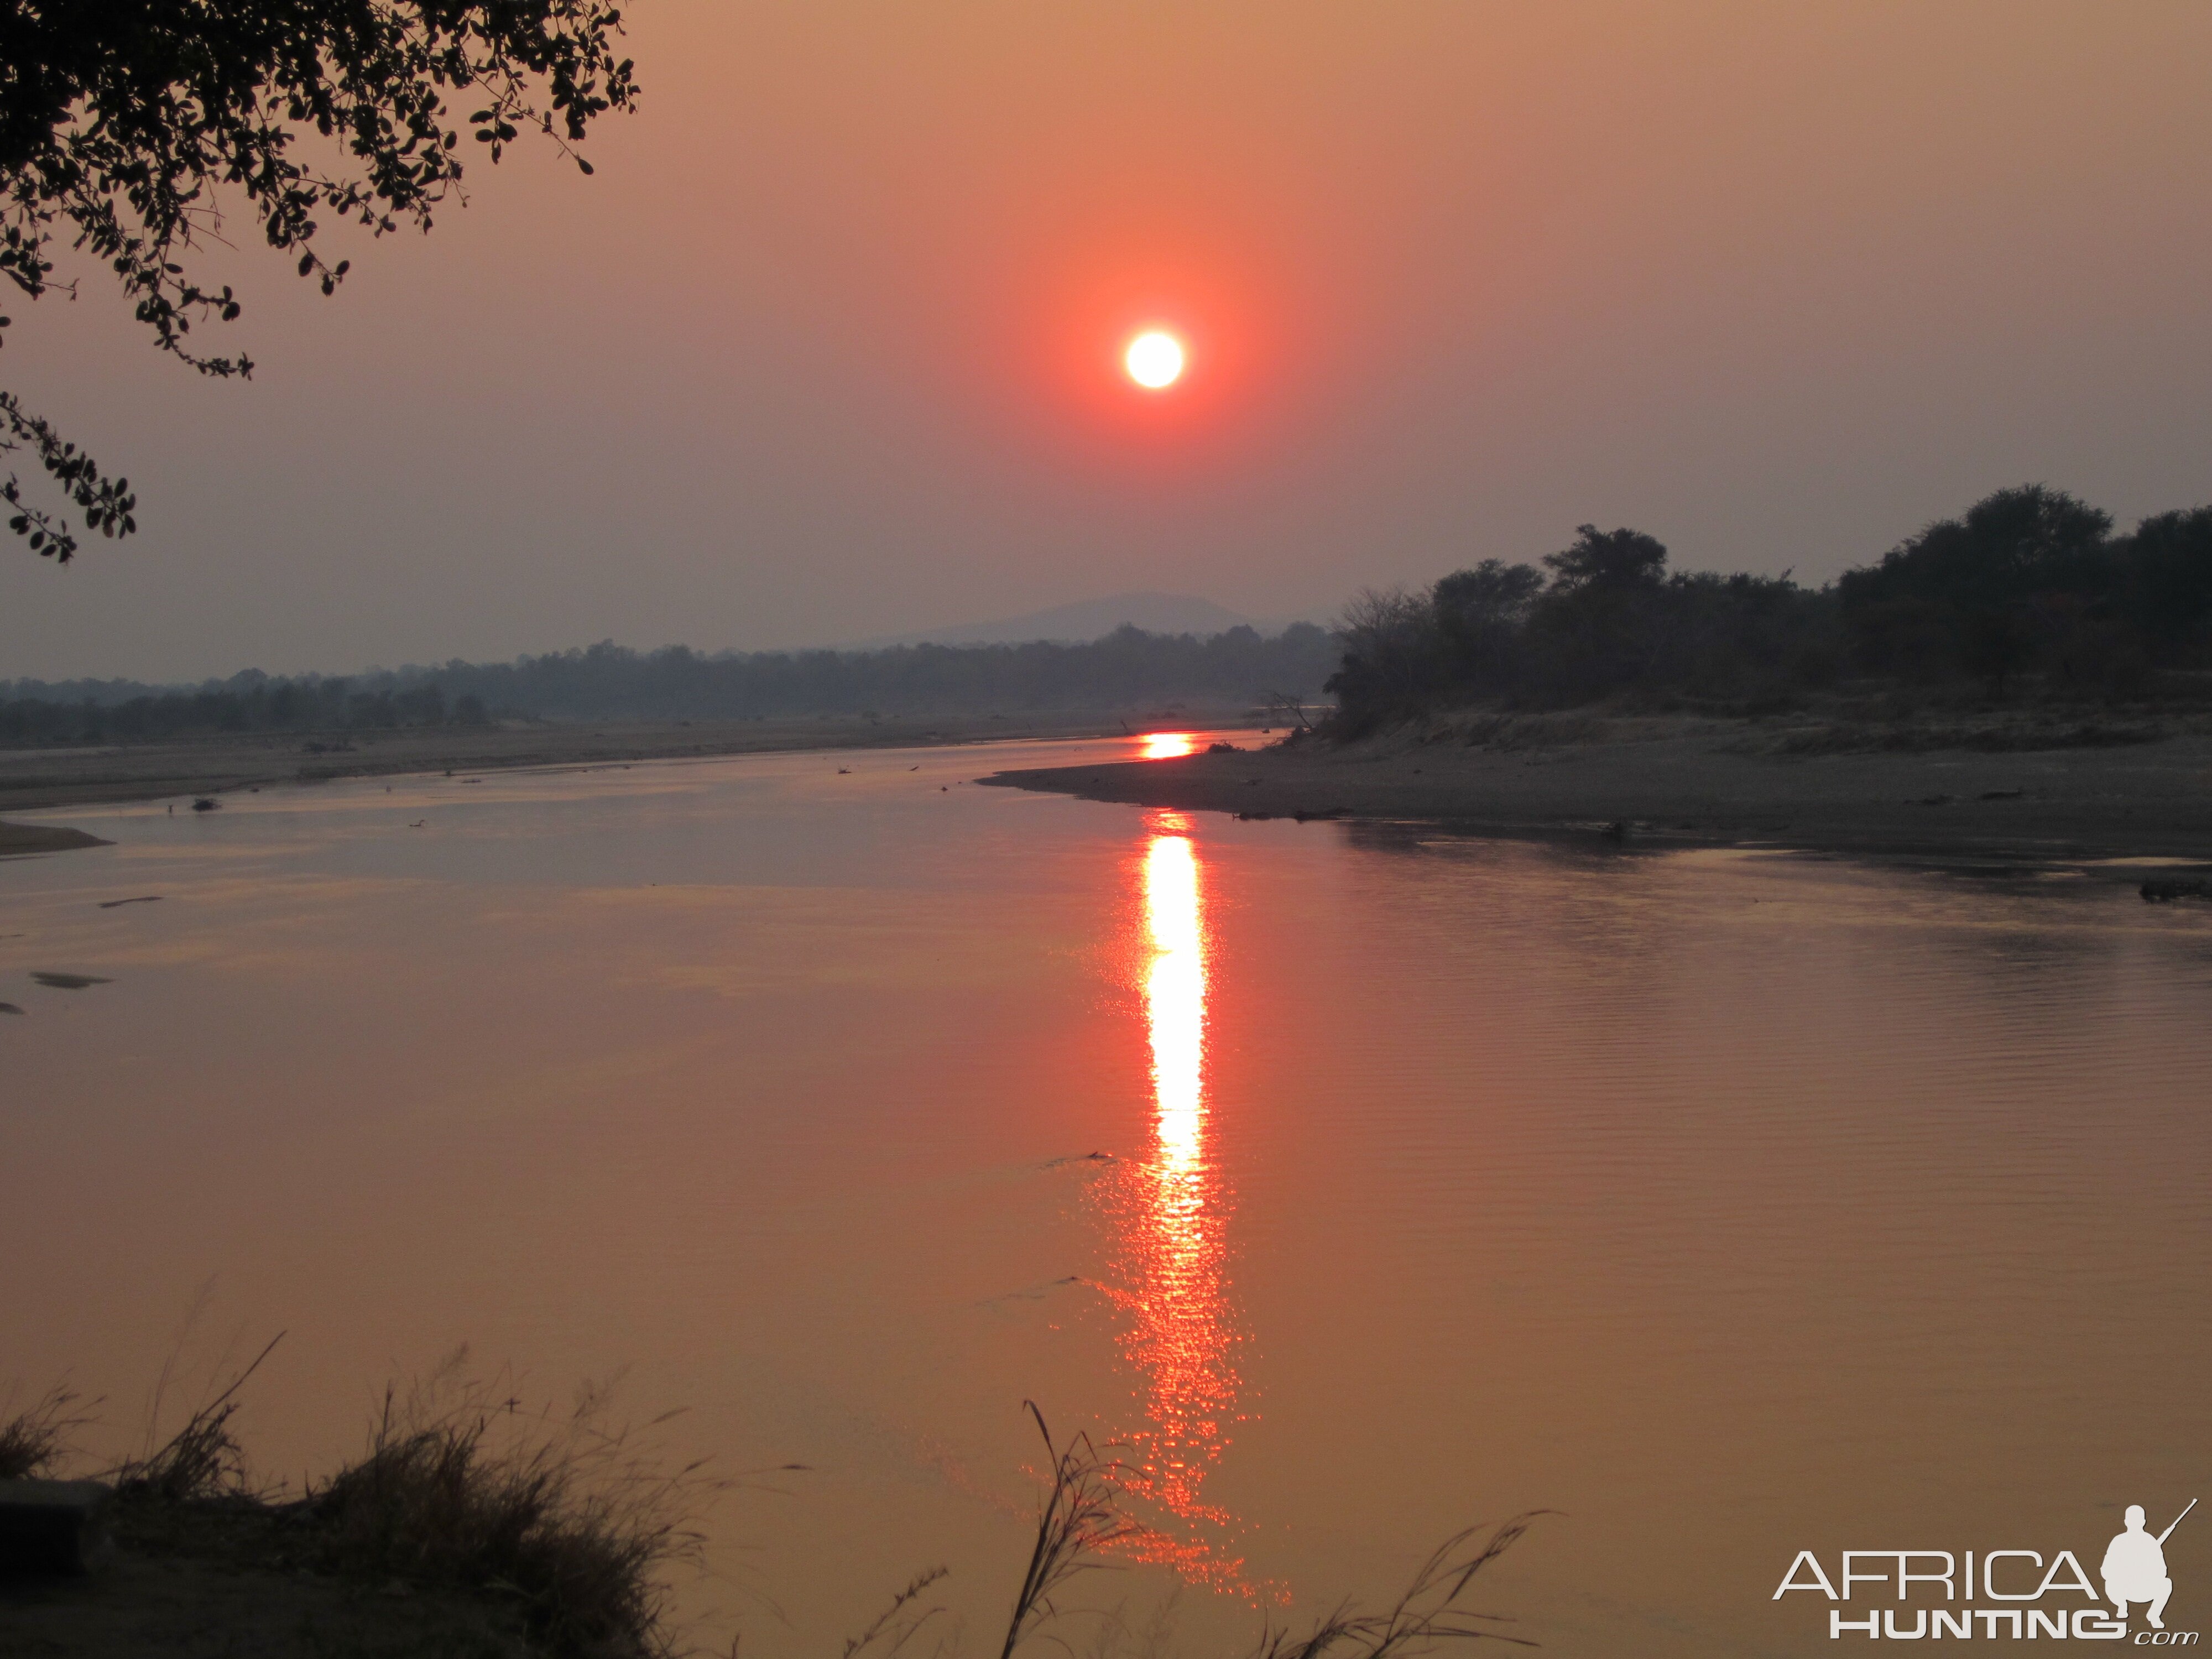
982;714;2212;863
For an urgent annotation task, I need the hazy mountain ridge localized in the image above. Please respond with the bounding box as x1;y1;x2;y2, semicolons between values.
840;591;1260;649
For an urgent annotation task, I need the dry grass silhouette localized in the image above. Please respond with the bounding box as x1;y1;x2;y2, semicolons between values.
842;1567;956;1659
0;1384;92;1480
111;1333;280;1502
1242;1517;1546;1659
302;1353;712;1659
999;1401;1140;1659
935;1402;1539;1659
5;1355;1542;1659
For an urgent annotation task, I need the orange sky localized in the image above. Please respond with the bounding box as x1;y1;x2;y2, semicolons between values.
4;1;2210;679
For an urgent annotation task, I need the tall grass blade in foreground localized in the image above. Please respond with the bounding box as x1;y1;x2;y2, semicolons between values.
115;1331;284;1501
1247;1515;1549;1659
999;1401;1139;1659
990;1402;1540;1659
844;1565;955;1659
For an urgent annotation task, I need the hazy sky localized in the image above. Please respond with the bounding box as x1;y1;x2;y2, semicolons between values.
5;2;2210;682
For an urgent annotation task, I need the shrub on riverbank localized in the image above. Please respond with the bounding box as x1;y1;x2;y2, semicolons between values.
305;1369;703;1659
0;1385;83;1479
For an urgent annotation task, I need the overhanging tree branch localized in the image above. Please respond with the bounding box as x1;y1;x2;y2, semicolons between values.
1;0;639;562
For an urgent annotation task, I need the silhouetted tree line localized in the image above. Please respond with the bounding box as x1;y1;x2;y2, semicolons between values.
0;677;484;744
0;624;1336;744
1324;486;2212;734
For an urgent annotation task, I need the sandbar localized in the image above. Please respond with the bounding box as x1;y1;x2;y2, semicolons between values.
983;711;2212;862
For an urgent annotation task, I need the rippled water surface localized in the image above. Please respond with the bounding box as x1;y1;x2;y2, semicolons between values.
4;737;2209;1655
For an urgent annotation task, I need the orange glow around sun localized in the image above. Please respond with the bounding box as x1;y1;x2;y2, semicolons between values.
1125;331;1186;389
1015;238;1300;457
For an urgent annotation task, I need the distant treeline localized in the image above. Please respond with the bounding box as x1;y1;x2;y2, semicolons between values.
0;624;1337;744
0;679;489;745
1326;486;2212;734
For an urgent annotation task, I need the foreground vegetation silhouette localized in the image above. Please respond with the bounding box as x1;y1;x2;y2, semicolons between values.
2;1375;1537;1659
2;0;638;561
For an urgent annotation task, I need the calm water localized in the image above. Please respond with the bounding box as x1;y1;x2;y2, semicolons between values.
4;736;2209;1655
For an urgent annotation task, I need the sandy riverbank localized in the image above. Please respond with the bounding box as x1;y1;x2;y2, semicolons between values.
984;709;2212;862
0;708;1245;831
0;822;110;857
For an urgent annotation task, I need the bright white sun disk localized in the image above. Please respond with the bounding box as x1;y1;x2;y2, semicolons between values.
1126;331;1185;389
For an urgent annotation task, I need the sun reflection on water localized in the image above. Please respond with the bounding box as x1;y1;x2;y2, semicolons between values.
1147;830;1206;1169
1141;732;1197;759
1099;810;1261;1593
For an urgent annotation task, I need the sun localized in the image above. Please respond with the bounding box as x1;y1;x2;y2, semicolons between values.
1125;331;1185;390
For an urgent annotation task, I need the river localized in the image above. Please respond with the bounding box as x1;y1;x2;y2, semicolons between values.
4;734;2207;1654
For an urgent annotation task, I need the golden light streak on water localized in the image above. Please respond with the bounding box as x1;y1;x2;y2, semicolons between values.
1102;811;1262;1593
1147;829;1206;1168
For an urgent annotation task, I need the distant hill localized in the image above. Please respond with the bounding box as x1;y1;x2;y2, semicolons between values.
847;591;1258;649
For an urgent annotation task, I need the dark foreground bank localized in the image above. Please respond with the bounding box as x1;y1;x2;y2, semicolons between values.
0;1363;698;1659
2;1384;1532;1659
2;1484;552;1659
983;710;2212;862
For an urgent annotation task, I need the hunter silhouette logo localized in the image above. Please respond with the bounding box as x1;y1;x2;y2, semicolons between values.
2107;1501;2193;1631
1775;1498;2198;1641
